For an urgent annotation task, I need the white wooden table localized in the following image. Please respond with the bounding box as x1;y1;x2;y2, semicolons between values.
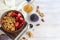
0;0;60;40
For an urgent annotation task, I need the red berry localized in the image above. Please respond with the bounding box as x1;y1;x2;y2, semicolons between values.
20;17;23;21
19;24;23;27
21;21;24;25
15;22;19;27
16;14;22;20
11;12;17;17
17;13;22;17
16;17;19;20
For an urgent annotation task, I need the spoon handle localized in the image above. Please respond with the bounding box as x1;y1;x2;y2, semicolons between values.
0;19;1;24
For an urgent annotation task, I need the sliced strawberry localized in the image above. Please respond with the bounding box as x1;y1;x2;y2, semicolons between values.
15;22;19;27
16;17;19;20
11;12;17;17
19;24;23;27
20;17;24;21
17;13;22;17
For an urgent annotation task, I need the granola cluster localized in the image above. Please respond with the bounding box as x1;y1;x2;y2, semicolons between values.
2;12;15;32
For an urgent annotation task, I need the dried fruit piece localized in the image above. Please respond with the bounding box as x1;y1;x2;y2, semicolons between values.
36;6;40;13
36;9;40;13
36;24;40;26
40;13;44;17
22;37;26;39
37;6;39;9
36;6;45;17
41;18;45;22
30;14;39;22
29;24;33;28
20;37;27;40
27;31;33;37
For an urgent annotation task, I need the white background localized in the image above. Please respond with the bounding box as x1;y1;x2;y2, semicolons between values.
0;0;60;40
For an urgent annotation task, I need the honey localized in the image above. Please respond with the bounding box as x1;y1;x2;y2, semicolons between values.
23;3;33;13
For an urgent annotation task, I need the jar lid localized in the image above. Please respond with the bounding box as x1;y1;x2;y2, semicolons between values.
26;0;31;2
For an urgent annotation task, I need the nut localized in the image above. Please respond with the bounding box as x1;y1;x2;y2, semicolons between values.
20;37;27;40
36;24;40;26
40;13;44;17
36;6;40;13
27;31;33;37
37;6;39;9
8;11;12;16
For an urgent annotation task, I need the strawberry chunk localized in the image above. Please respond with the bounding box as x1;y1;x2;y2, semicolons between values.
17;13;22;17
20;17;23;21
15;22;19;27
16;16;20;19
19;24;23;27
11;12;17;17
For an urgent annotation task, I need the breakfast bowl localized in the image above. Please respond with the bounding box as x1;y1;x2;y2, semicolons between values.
0;10;25;33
